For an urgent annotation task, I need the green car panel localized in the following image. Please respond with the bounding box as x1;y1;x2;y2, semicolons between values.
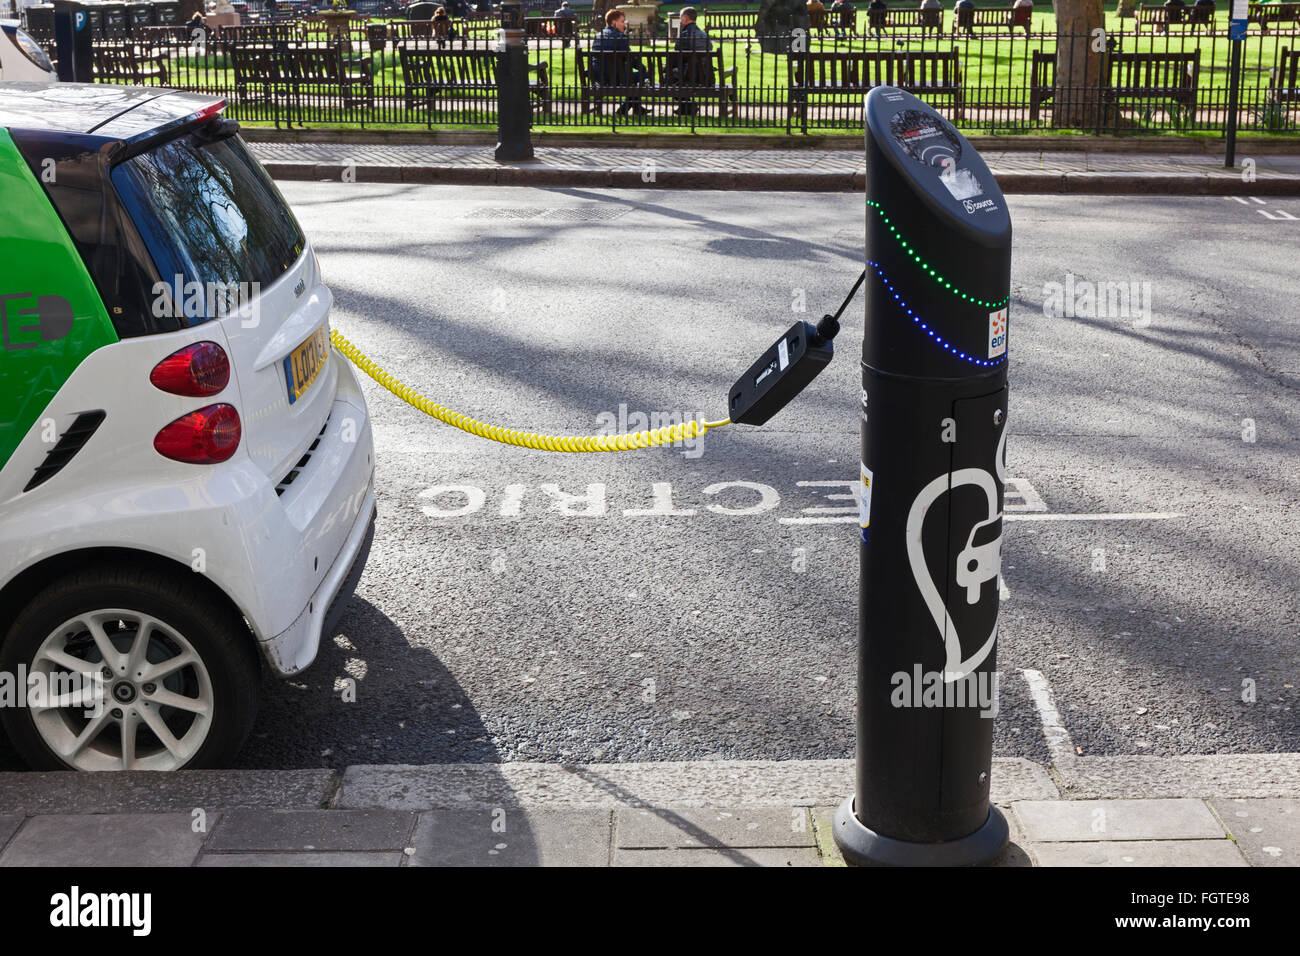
0;128;119;472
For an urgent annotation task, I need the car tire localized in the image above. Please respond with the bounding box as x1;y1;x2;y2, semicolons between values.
0;564;261;771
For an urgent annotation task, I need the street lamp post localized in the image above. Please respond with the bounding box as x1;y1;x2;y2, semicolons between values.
495;0;535;162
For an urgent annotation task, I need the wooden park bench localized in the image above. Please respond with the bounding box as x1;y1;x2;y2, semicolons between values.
699;11;759;33
869;9;946;33
398;47;552;114
231;45;374;126
91;43;169;84
576;47;736;117
1028;50;1199;123
218;22;303;43
1135;4;1216;32
953;6;1034;35
804;8;856;31
1108;50;1199;120
1248;1;1300;31
1269;46;1300;104
386;20;437;43
898;48;965;113
787;50;897;131
786;49;962;132
1029;49;1054;120
1186;3;1217;27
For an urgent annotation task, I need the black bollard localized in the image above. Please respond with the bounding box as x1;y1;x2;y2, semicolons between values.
494;0;535;163
833;87;1012;866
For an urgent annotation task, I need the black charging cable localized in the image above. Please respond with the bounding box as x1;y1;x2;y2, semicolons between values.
726;269;869;426
813;268;867;345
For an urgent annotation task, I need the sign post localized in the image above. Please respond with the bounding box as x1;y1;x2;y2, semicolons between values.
1225;0;1248;168
833;87;1011;866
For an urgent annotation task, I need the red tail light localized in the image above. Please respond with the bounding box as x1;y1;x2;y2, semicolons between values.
154;404;242;464
150;342;231;397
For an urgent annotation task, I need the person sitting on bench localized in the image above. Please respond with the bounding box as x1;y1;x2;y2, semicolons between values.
591;9;650;115
868;0;888;36
920;0;943;36
1010;0;1033;36
956;0;975;36
830;0;854;37
673;6;712;116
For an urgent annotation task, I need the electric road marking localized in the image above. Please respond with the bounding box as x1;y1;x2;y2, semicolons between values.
412;479;1179;524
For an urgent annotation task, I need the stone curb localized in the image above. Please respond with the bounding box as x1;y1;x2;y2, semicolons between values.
2;755;1298;816
335;758;1059;811
261;161;1300;195
0;769;339;815
1054;753;1300;800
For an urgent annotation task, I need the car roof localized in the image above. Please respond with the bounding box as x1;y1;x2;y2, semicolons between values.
0;82;222;139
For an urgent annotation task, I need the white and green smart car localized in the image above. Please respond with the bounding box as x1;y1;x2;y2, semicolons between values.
0;83;376;770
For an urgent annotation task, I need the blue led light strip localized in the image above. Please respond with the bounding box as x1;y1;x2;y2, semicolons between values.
866;199;1011;310
867;259;1007;368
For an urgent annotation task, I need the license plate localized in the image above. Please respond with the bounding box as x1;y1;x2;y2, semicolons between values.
284;325;330;405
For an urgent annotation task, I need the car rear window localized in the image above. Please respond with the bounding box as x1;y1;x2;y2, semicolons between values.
112;130;306;321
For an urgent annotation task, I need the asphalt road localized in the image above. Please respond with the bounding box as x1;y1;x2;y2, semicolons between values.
9;185;1300;771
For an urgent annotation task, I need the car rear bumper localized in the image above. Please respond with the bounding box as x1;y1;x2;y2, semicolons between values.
261;489;377;676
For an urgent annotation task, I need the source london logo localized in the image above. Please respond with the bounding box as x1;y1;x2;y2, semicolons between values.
50;886;151;937
987;308;1007;359
963;198;996;214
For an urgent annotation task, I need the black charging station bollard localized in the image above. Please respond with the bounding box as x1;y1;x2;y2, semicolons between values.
53;0;93;83
833;87;1011;866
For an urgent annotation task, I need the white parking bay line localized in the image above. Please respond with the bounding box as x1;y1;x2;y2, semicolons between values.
1005;512;1183;522
1021;669;1078;766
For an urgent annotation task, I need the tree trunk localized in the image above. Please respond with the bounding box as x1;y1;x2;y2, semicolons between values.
1116;0;1137;17
1052;0;1107;129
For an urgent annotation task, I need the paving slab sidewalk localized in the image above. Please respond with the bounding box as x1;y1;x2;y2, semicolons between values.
0;760;1294;867
245;141;1300;194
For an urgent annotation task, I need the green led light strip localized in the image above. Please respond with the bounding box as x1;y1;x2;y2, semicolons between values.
866;199;1010;310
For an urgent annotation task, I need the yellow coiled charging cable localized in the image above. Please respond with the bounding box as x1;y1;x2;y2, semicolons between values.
330;329;732;453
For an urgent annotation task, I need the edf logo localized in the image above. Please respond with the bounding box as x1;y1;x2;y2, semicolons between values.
1;293;75;350
987;308;1007;359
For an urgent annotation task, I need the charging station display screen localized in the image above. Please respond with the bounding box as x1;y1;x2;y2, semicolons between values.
867;88;1010;241
888;109;984;201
